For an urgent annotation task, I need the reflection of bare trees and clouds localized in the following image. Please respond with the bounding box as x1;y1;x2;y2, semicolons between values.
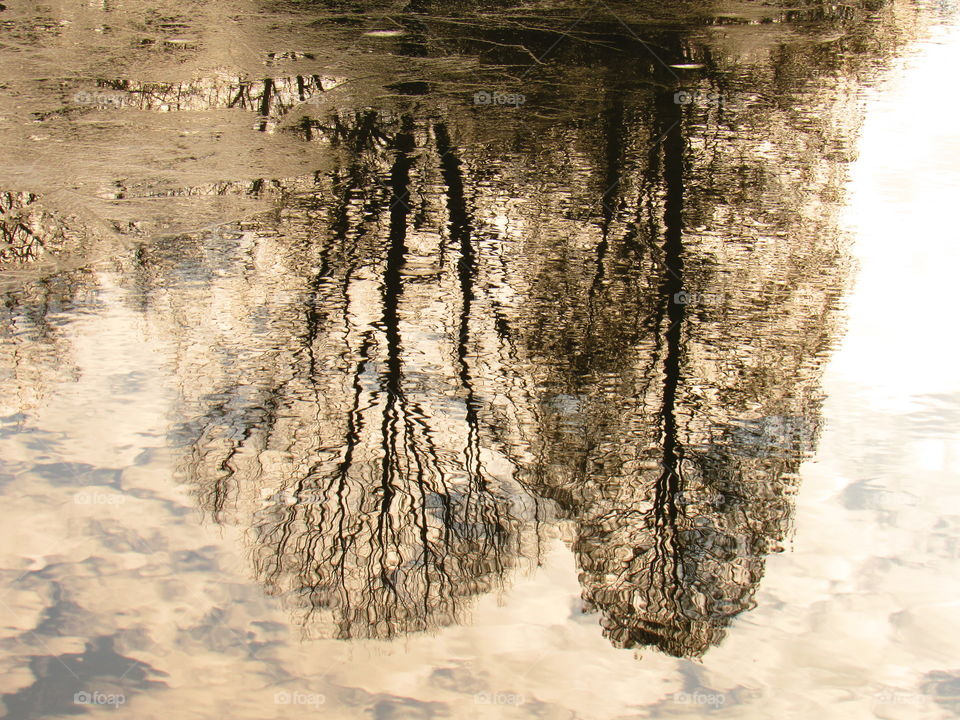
0;0;944;672
128;78;846;651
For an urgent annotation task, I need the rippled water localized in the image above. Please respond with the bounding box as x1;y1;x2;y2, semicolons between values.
1;0;959;718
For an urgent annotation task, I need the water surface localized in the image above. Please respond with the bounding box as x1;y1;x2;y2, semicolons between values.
0;1;958;718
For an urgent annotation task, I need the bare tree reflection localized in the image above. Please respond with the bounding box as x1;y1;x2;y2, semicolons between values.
504;71;840;657
0;193;71;263
159;79;842;652
164;113;541;639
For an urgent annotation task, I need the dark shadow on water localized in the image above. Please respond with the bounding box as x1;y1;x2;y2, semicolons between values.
0;637;166;720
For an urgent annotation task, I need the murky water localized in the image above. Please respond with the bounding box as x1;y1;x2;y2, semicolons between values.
1;0;958;718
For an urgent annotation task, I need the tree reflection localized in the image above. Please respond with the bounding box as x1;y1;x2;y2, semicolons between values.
164;113;541;639
1;193;70;263
156;79;842;651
